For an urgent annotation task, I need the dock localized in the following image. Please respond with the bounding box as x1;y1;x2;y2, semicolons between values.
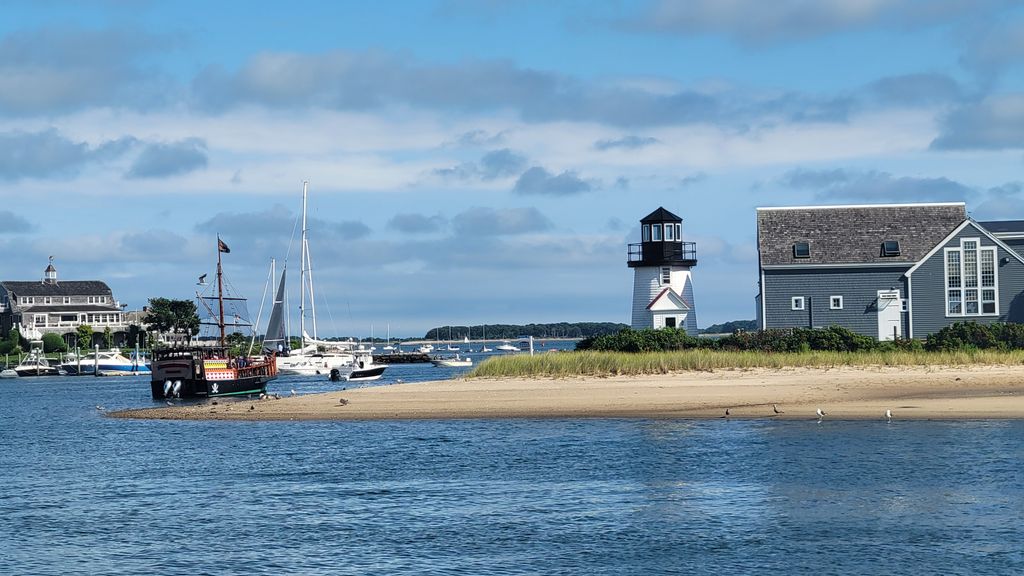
374;352;430;364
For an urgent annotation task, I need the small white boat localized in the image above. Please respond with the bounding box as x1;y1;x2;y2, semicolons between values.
13;354;61;377
330;352;386;381
496;341;519;352
417;344;434;354
61;350;150;375
430;354;473;367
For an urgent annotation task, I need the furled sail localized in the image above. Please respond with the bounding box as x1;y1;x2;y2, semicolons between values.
262;270;288;354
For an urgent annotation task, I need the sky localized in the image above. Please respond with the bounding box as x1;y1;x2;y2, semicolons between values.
1;0;1024;337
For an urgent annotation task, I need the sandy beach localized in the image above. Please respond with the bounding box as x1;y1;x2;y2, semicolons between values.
110;364;1024;421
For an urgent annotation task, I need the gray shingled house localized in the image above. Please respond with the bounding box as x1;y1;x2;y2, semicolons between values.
756;202;1024;340
0;259;130;348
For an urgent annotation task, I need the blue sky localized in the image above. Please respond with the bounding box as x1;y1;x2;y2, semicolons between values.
2;0;1024;337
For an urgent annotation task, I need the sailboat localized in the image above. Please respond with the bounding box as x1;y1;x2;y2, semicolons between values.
274;182;385;380
382;324;396;352
445;326;460;351
480;324;492;353
149;236;278;399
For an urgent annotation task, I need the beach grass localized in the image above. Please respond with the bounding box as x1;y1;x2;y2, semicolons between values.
467;349;1024;378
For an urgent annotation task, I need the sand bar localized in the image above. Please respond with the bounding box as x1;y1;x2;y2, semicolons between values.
109;365;1024;421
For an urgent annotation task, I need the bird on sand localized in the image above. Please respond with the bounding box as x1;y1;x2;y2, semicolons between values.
773;404;784;414
886;409;892;423
721;408;730;419
339;398;349;406
290;388;297;396
816;408;826;421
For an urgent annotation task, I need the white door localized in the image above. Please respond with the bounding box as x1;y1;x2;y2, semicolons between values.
877;290;902;341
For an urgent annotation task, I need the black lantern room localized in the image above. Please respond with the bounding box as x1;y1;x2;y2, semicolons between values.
627;207;697;268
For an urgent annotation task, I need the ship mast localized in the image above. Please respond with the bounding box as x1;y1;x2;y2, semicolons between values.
299;181;308;348
217;235;226;347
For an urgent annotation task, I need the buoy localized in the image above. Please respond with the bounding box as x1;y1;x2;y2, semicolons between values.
172;380;182;398
163;380;173;397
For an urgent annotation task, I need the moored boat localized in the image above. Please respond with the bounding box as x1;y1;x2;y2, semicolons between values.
150;237;278;399
430;354;473;368
61;350;150;375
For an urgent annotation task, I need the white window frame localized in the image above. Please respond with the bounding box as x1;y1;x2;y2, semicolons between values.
791;296;805;311
642;224;650;242
944;238;999;317
652;224;662;241
660;266;671;285
830;295;843;310
665;224;674;241
63;297;70;304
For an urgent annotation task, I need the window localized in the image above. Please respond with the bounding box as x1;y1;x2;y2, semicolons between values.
793;242;810;258
902;299;908;312
652;224;662;241
830;296;843;310
675;223;681;240
792;296;805;310
881;240;901;257
945;238;998;316
34;314;45;326
660;266;671;285
665;317;676;328
642;225;650;242
63;297;70;304
43;297;51;304
665;224;674;241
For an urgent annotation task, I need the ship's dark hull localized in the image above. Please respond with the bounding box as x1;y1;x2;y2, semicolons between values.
347;365;386;381
150;349;276;399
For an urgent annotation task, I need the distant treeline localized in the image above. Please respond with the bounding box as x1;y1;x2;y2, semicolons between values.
424;323;628;340
700;320;757;334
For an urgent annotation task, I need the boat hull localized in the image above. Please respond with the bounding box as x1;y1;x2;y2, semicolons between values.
14;367;61;377
150;349;277;399
346;365;386;381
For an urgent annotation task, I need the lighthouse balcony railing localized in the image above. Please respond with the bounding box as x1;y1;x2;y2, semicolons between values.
627;242;697;265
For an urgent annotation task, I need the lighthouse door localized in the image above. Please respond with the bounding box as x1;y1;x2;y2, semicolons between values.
877;290;902;341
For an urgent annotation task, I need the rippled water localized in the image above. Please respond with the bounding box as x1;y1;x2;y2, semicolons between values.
2;365;1023;575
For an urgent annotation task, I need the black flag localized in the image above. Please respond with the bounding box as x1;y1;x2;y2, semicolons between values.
218;239;231;253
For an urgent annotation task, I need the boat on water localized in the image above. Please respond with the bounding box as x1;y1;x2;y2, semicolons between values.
430;354;473;368
11;353;62;377
417;344;434;354
149;237;278;399
61;349;150;375
329;349;386;381
496;340;519;352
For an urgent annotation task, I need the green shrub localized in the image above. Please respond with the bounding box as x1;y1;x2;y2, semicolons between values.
925;321;1024;351
42;333;67;353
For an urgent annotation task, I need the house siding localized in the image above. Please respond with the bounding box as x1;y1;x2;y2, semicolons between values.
909;224;1024;337
999;237;1024;258
763;267;909;337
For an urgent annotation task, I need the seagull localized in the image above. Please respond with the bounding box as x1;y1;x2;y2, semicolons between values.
339;398;349;406
886;409;892;423
290;388;297;396
197;273;207;286
724;408;731;418
773;404;784;414
95;405;105;411
816;408;826;421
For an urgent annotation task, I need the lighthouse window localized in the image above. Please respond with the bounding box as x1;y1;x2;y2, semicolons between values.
652;225;662;241
675;224;681;239
665;225;674;241
661;267;671;285
642;225;650;242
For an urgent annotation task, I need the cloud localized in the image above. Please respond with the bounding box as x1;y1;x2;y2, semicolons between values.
624;0;998;44
451;206;552;236
594;135;660;151
126;138;208;179
436;148;527;181
0;27;175;115
931;94;1024;150
513;166;592;196
781;168;974;203
868;73;963;106
387;213;448;234
331;221;372;240
0;129;136;180
960;17;1024;79
192;49;861;128
0;210;32;233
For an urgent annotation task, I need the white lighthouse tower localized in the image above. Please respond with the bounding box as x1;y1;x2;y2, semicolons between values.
627;207;698;334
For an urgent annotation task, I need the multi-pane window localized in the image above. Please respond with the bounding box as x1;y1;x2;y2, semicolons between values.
945;238;997;316
665;224;674;241
642;225;650;242
652;224;662;241
791;296;805;310
660;267;671;285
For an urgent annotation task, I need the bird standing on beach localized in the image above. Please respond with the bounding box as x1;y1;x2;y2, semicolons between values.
886;409;892;423
723;408;730;418
816;408;826;421
290;389;297;396
773;404;783;415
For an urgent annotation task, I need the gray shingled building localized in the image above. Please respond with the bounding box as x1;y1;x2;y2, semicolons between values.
0;259;131;348
756;202;1024;340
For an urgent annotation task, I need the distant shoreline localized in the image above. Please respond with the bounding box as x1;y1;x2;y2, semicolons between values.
110;365;1024;421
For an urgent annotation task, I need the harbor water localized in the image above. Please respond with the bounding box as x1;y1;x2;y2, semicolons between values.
2;359;1023;575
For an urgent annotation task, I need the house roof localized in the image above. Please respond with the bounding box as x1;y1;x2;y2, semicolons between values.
640;207;682;224
1;281;113;297
977;220;1024;235
757;203;967;266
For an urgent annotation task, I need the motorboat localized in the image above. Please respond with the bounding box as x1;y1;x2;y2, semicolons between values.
496;341;519;352
12;354;62;377
61;350;150;375
417;344;434;354
329;351;386;381
430;354;473;368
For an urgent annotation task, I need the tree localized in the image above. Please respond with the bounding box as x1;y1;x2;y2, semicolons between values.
0;327;21;355
103;326;113;349
42;333;67;353
77;324;94;350
147;297;200;342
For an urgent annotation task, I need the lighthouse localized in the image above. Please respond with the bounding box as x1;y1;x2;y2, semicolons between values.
627;207;698;334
